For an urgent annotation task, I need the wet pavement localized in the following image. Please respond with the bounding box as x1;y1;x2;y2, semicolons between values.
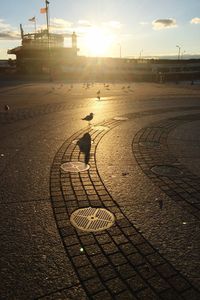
0;81;200;299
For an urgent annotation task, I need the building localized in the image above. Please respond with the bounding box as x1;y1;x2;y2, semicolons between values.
8;25;78;73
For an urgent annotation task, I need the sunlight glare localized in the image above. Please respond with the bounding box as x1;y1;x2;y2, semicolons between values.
84;27;114;56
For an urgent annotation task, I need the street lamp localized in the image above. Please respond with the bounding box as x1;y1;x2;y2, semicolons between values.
176;45;181;60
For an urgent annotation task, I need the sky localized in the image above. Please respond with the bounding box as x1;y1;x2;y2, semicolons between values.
0;0;200;59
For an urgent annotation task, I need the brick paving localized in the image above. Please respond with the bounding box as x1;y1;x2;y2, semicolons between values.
49;113;200;299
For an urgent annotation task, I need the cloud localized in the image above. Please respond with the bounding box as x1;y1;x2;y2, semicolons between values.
139;21;149;25
0;19;20;40
50;18;73;31
78;20;92;27
152;18;177;30
102;21;123;29
190;17;200;24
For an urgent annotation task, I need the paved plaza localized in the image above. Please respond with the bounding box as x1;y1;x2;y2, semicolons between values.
0;81;200;299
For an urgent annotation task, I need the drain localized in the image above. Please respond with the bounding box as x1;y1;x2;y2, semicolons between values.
113;117;128;121
91;126;108;131
139;141;160;148
61;162;90;172
151;165;183;177
70;207;115;232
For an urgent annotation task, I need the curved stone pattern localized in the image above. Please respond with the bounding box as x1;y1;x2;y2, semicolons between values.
50;117;199;299
133;113;200;220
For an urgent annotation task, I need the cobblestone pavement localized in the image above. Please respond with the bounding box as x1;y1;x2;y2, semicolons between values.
1;82;200;299
49;110;200;299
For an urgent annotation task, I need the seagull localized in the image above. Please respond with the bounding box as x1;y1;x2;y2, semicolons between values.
4;105;10;111
82;113;94;125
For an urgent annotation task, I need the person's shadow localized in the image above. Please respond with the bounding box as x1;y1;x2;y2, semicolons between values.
77;133;91;164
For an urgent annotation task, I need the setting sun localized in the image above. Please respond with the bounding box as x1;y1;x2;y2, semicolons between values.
84;27;114;56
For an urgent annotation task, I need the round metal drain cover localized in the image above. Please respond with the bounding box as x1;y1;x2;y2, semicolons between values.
139;141;160;148
151;165;183;177
113;117;128;121
72;139;94;144
92;126;108;131
70;207;115;232
61;162;90;172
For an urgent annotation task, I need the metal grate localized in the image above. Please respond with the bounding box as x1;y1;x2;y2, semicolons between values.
61;162;90;173
151;165;183;177
70;207;115;232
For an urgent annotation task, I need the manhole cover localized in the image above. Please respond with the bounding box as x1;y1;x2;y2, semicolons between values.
139;141;160;148
61;162;90;172
70;207;115;232
113;117;129;121
92;126;109;131
72;139;94;144
151;165;183;177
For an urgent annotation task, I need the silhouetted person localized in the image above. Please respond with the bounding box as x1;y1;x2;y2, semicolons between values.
77;133;91;164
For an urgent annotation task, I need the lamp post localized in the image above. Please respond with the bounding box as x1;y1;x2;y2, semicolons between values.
176;45;181;60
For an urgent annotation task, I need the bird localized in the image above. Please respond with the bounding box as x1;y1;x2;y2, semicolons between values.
82;113;94;125
4;105;10;111
97;90;100;95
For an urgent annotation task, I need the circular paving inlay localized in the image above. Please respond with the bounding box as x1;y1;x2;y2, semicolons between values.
151;165;183;177
113;117;129;121
61;162;90;172
91;126;109;131
70;207;115;232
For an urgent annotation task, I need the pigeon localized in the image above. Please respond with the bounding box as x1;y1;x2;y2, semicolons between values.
82;113;94;125
4;105;10;111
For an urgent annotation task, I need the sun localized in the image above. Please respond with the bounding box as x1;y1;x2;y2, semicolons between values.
84;27;113;56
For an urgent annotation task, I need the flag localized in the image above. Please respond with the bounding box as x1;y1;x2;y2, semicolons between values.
40;7;47;14
29;17;35;22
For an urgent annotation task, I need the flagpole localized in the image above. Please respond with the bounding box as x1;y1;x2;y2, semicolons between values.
34;18;37;34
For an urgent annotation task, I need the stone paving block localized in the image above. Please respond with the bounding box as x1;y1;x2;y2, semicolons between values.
127;252;146;267
109;252;128;266
148;274;170;293
105;277;128;295
127;275;147;292
92;290;112;300
182;288;200;300
168;274;192;292
97;264;118;281
77;264;97;281
156;263;177;279
72;255;90;268
90;253;109;268
118;263;137;280
136;287;160;299
84;276;105;295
